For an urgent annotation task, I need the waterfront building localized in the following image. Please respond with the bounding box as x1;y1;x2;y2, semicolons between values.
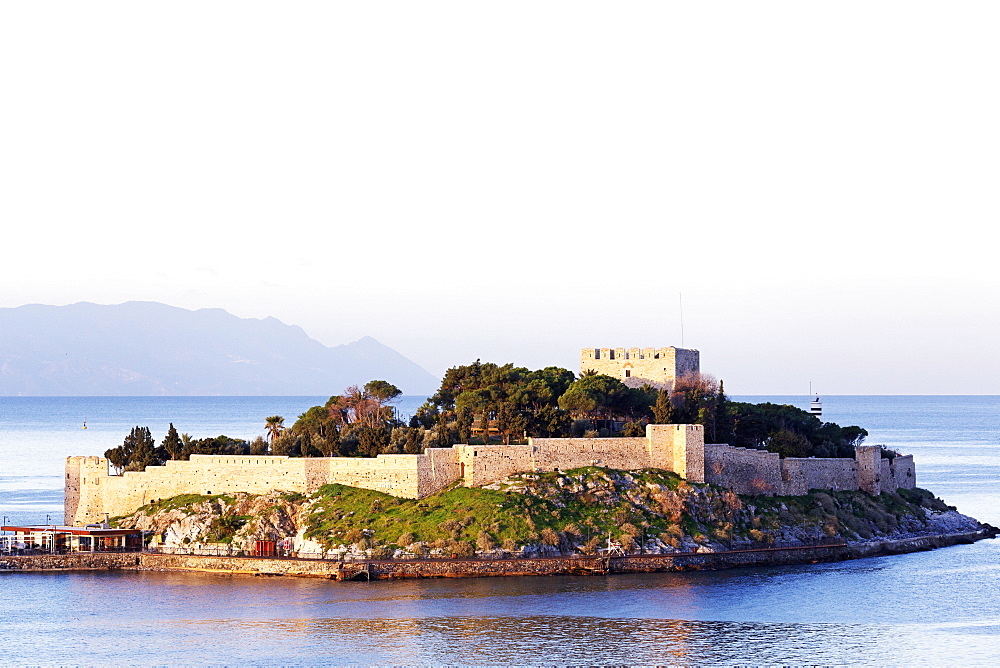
0;524;141;555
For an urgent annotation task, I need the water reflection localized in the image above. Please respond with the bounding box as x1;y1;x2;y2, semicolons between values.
4;395;999;664
145;615;1000;665
4;557;1000;665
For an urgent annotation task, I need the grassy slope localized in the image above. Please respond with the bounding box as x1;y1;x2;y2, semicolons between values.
121;467;959;554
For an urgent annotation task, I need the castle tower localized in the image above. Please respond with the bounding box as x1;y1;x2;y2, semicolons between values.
581;347;700;388
65;456;111;525
855;445;882;495
646;424;705;483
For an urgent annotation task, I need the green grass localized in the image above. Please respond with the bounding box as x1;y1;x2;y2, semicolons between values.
127;470;957;553
139;493;236;516
305;483;516;549
303;469;702;551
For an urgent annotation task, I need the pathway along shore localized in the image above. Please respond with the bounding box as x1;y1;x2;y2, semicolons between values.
1;530;995;580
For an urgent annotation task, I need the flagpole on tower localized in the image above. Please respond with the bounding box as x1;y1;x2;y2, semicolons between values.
679;292;685;348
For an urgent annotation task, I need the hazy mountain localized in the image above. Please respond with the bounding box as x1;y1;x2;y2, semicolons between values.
0;302;438;396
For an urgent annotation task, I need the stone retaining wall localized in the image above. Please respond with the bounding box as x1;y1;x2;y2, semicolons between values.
0;552;142;571
4;531;991;578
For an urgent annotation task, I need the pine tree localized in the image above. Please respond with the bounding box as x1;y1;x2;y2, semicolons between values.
124;426;157;472
162;423;183;460
652;389;674;424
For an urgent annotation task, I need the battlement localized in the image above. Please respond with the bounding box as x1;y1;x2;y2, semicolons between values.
64;422;916;526
581;346;700;388
583;347;682;361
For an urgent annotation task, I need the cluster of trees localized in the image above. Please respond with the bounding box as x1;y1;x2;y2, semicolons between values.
723;401;868;458
270;380;405;457
103;362;870;474
103;424;265;475
406;361;867;459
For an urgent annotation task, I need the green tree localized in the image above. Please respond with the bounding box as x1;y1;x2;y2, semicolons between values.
364;380;402;403
179;433;195;460
265;416;285;443
455;406;475;443
123;426;157;472
287;381;405;458
161;423;183;460
527;405;572;438
558;374;627;424
766;429;813;458
652;389;674;424
185;435;250;456
249;436;268;455
725;400;868;458
104;445;128;475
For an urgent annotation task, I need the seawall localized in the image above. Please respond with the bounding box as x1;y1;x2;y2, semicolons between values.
3;530;992;578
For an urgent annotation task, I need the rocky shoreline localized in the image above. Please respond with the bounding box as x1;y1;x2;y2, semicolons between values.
108;468;994;565
10;467;992;579
2;528;995;579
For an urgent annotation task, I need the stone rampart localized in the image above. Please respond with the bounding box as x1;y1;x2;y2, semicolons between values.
66;453;436;525
66;423;916;526
704;444;783;495
882;454;916;492
704;443;916;496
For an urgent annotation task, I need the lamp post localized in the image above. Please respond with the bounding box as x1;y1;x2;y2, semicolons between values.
47;514;55;554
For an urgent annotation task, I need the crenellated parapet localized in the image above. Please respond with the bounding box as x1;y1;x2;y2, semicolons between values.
580;346;700;388
64;424;916;526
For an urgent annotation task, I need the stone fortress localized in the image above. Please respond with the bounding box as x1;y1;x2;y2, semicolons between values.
64;345;917;526
581;346;700;388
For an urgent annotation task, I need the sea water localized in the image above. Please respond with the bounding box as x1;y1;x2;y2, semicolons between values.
1;395;999;665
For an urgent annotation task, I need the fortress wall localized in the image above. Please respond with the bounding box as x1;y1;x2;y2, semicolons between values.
674;348;700;378
67;453;433;525
883;455;916;491
672;425;705;483
319;454;424;498
456;444;535;488
418;448;463;497
67;424;918;525
856;445;882;495
705;444;914;497
704;444;784;495
779;457;859;495
528;437;650;472
70;455;317;524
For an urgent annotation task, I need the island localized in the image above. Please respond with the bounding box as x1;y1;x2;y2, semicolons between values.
3;346;994;578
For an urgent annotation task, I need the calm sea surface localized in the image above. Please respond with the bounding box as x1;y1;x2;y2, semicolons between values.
2;395;999;665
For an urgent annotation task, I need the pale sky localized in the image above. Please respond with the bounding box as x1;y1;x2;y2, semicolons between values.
2;2;997;394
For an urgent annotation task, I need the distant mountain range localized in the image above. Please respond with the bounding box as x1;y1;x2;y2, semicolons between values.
0;302;438;396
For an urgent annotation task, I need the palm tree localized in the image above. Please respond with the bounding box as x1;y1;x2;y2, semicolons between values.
265;415;285;443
